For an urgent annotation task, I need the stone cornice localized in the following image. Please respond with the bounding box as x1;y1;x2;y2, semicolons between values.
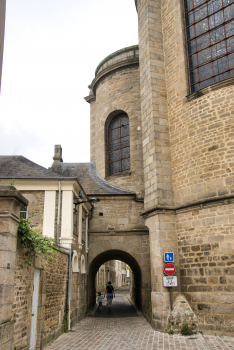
142;194;234;219
0;185;28;206
0;210;20;223
84;45;139;103
84;93;95;103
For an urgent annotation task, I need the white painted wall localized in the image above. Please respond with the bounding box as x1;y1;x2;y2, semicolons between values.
42;191;56;238
60;190;74;248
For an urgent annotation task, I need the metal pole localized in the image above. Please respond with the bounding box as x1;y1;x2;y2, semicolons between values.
170;287;173;311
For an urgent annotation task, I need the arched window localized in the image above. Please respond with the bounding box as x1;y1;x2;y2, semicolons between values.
72;250;79;273
108;114;130;176
81;254;86;274
185;0;234;92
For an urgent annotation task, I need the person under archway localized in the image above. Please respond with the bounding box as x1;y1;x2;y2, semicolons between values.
104;281;115;312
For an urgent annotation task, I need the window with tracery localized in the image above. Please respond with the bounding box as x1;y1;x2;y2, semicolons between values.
108;114;130;176
185;0;234;92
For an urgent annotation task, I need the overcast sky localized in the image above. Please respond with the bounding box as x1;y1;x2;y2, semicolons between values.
0;0;138;168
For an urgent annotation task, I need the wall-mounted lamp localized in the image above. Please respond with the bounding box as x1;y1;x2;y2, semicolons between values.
73;197;100;208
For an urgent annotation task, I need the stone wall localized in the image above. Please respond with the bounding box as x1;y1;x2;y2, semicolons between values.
20;191;45;234
161;0;234;207
137;0;174;211
70;242;88;327
12;242;69;350
40;249;68;348
177;200;234;335
89;196;151;315
12;240;34;350
0;186;28;350
90;196;146;233
88;48;144;197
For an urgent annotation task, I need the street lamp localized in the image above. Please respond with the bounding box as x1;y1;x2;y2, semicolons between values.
73;197;100;208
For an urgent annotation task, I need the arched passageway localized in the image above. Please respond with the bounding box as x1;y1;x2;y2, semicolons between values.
88;249;142;311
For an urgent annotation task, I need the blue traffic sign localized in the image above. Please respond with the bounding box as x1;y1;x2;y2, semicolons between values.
164;252;174;262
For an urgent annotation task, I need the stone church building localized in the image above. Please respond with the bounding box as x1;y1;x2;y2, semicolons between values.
0;0;234;349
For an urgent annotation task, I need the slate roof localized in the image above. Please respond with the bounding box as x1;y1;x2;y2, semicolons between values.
0;156;135;196
0;156;66;178
50;162;135;196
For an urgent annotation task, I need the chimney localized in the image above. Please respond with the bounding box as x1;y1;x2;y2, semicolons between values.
53;145;63;163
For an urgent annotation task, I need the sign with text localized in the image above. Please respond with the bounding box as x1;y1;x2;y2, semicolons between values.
164;263;176;276
164;252;174;262
163;276;177;287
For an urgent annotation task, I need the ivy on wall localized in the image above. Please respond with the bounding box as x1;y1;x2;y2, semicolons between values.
18;215;57;267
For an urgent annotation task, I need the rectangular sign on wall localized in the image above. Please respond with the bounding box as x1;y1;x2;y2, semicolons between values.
163;276;177;287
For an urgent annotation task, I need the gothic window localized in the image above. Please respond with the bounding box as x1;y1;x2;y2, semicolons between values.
185;0;234;92
108;114;130;176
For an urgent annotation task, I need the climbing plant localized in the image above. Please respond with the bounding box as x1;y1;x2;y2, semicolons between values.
18;215;57;267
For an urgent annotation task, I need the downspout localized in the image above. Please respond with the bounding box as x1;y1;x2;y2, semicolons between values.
56;181;61;243
56;181;72;331
60;245;72;331
86;205;93;312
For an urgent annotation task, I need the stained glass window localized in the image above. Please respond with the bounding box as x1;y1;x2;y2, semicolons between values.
185;0;234;92
108;114;130;175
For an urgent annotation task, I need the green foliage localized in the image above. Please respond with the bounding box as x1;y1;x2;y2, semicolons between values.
181;324;193;336
18;215;57;267
168;328;174;335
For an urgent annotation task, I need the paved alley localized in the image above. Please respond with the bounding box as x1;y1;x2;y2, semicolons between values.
45;289;234;350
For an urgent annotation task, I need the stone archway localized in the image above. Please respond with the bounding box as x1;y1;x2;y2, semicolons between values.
88;249;143;310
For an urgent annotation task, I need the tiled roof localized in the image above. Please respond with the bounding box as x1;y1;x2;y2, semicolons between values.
51;162;135;196
0;156;65;178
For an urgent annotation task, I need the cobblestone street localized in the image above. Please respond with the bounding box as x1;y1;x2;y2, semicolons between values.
45;290;234;350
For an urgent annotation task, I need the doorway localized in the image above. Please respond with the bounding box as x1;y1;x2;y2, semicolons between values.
29;268;40;350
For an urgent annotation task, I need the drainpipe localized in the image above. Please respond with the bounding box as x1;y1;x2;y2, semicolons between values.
86;208;93;311
60;245;72;331
56;181;61;244
56;181;72;331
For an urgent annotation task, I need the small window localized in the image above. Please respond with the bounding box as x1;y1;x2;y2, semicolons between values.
20;206;28;219
72;250;79;273
81;254;86;274
185;0;234;92
108;114;130;176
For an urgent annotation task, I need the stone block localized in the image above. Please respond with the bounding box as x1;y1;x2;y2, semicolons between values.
220;293;234;304
0;304;12;324
212;304;232;315
0;321;14;347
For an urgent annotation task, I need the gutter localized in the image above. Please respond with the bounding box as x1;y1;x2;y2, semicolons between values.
0;176;89;208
